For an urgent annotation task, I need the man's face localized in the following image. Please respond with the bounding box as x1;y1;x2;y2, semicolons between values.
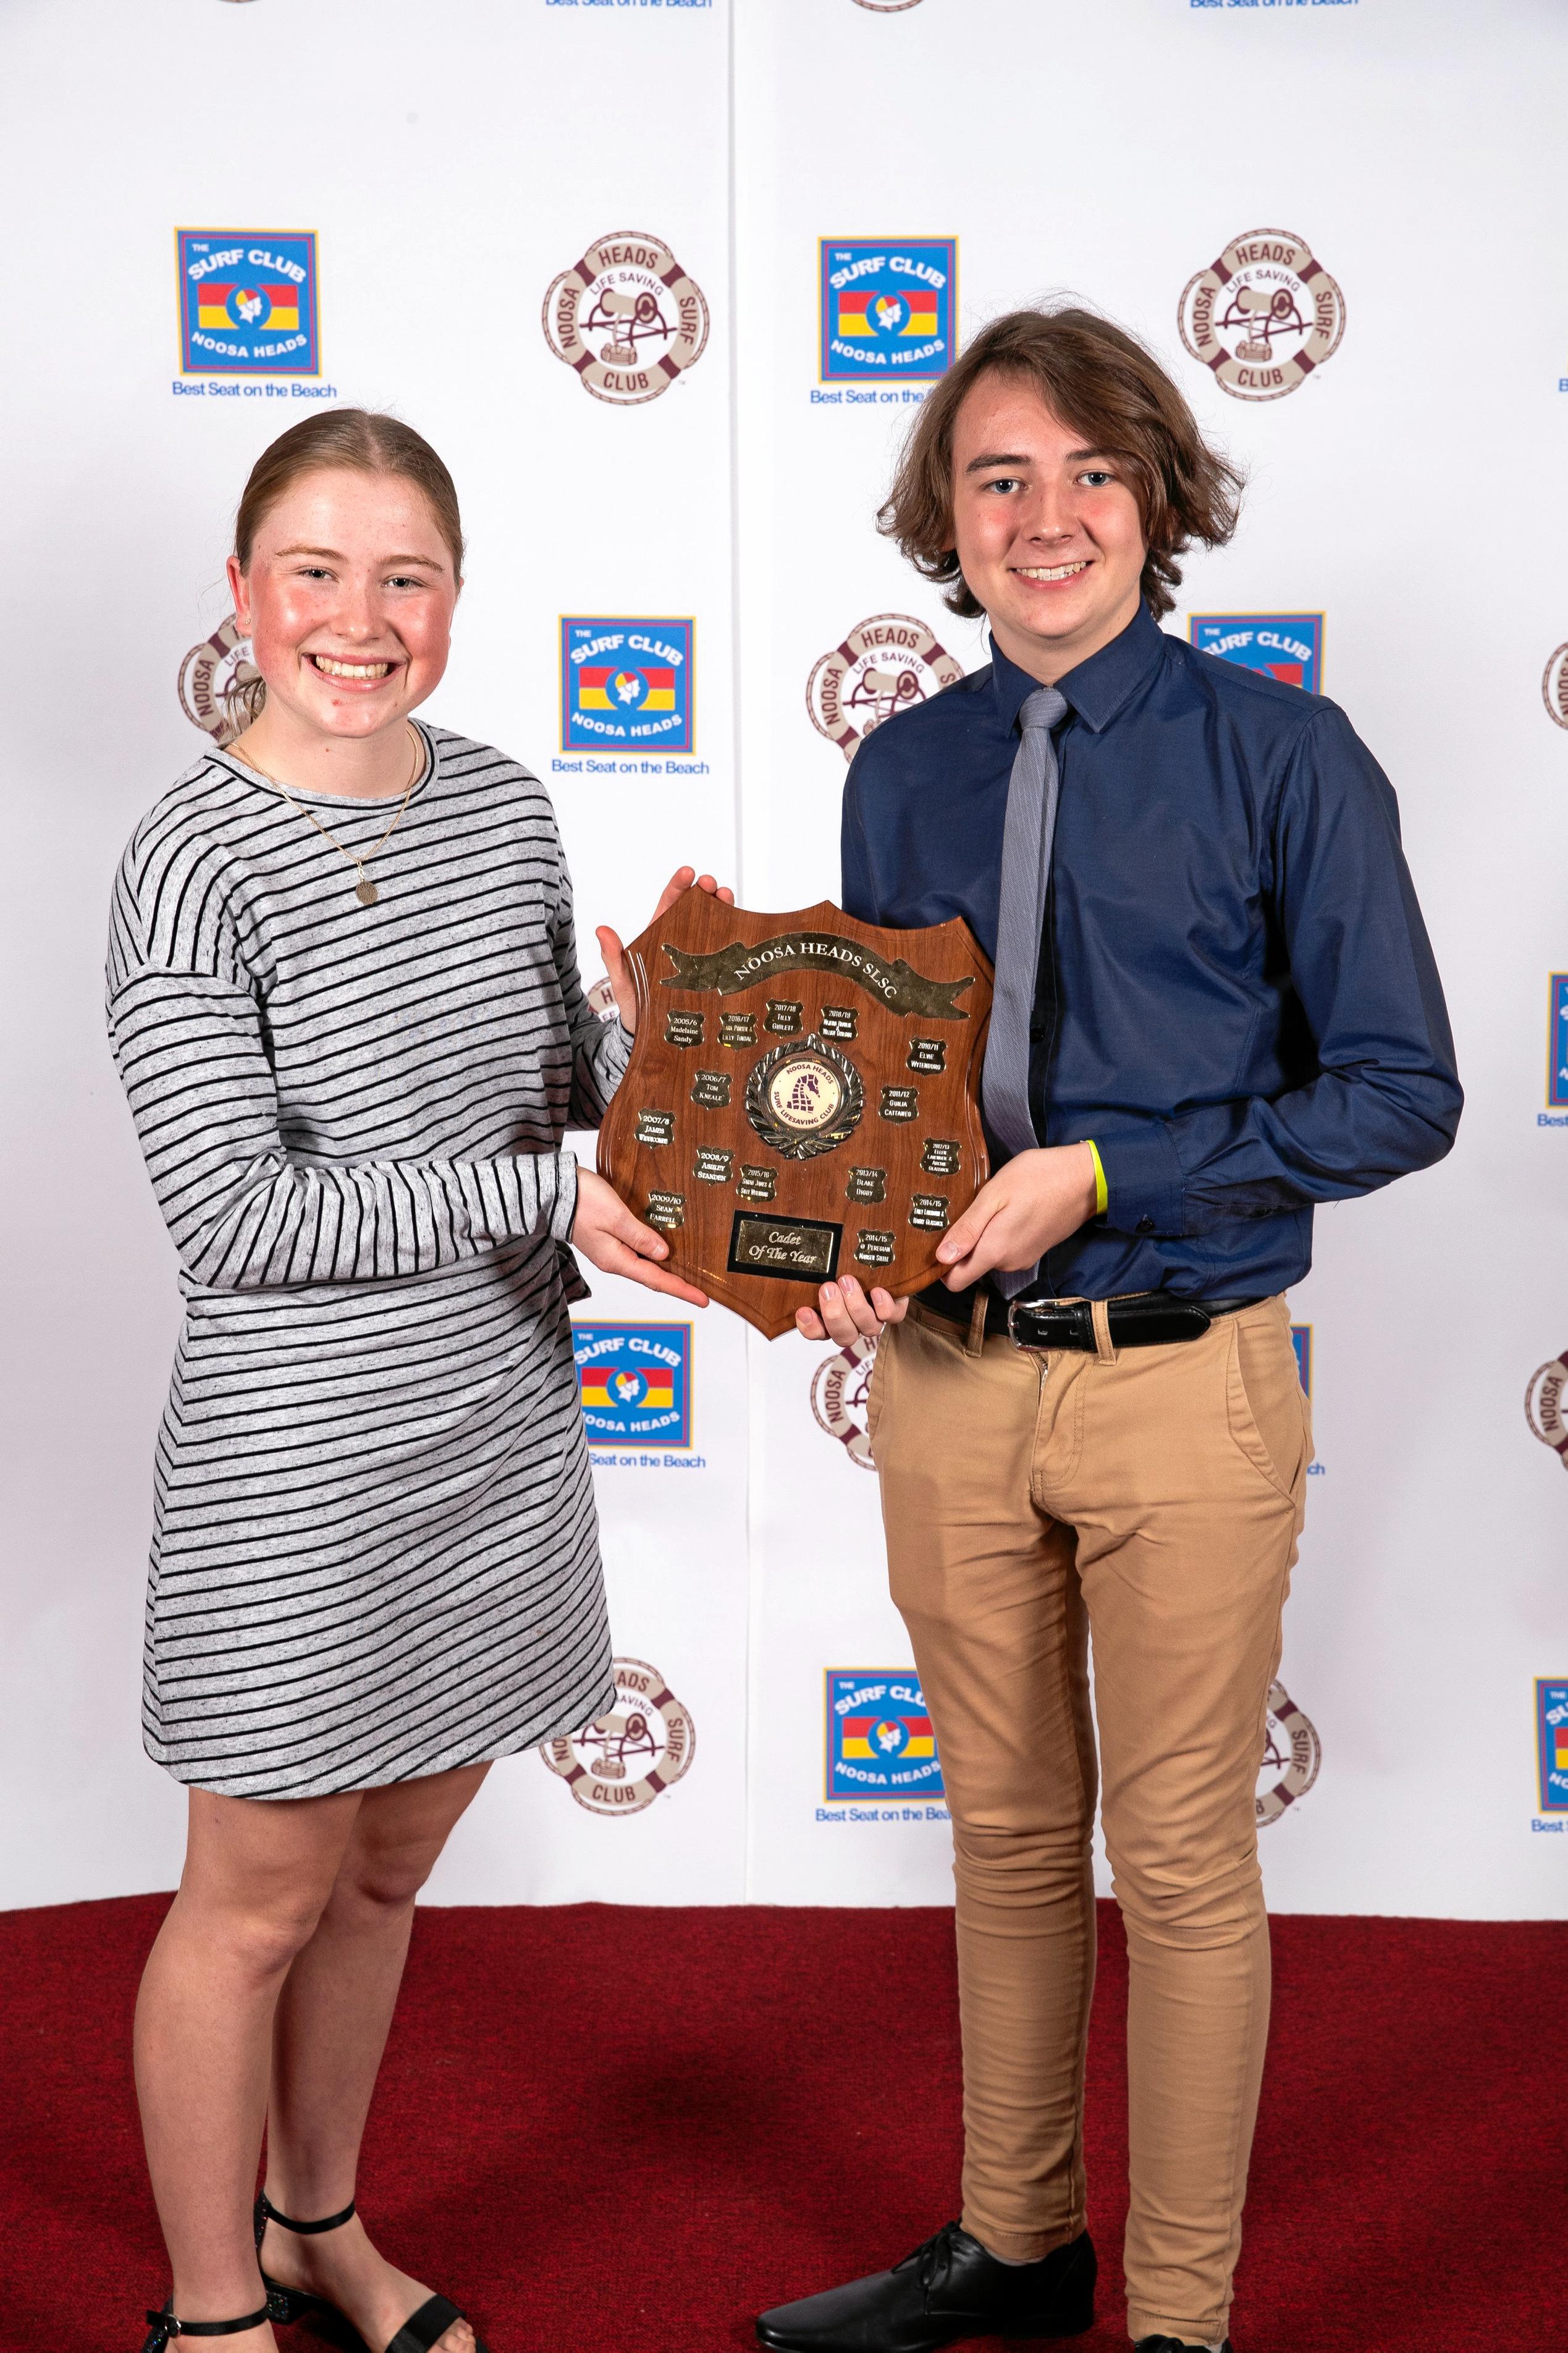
948;371;1147;682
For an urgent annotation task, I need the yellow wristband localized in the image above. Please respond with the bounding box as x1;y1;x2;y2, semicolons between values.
1087;1139;1108;1218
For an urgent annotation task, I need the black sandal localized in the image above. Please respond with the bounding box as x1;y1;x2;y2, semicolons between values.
255;2190;488;2352
141;2302;273;2351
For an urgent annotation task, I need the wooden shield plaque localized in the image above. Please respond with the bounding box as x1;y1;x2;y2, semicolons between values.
597;890;993;1338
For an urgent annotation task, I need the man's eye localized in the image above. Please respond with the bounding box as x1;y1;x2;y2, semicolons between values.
298;566;332;581
982;476;1023;495
1079;470;1115;489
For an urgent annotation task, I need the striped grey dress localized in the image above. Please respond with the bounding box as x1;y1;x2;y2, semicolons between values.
106;725;626;1801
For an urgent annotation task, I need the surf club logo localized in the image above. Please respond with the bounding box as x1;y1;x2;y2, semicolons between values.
177;230;318;374
1178;228;1344;402
1547;976;1568;1113
820;240;956;383
177;614;260;745
1191;614;1322;695
1536;1681;1568;1814
1542;644;1568;729
852;1;924;10
811;1335;879;1471
560;619;694;753
543;230;709;406
807;614;964;760
573;1322;691;1448
1525;1348;1568;1471
1257;1680;1321;1826
541;1658;696;1817
826;1671;943;1801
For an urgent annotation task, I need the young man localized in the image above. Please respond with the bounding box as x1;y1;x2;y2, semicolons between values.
756;310;1460;2353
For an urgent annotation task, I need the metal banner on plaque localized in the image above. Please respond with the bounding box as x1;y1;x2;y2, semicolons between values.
597;890;993;1338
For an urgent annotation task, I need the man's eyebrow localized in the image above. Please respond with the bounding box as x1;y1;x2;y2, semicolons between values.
963;447;1113;475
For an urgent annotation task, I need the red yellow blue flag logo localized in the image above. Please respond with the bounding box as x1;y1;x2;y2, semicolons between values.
819;240;956;384
825;1670;943;1800
177;229;319;374
561;618;694;754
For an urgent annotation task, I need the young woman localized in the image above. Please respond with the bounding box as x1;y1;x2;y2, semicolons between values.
108;409;722;2353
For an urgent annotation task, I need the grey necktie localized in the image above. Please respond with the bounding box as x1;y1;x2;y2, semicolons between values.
980;683;1068;1298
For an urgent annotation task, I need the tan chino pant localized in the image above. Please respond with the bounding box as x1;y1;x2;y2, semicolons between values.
866;1295;1310;2346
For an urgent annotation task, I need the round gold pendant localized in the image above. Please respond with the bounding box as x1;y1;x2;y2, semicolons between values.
355;877;379;906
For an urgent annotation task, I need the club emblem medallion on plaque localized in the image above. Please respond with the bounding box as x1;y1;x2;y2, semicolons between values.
597;892;993;1337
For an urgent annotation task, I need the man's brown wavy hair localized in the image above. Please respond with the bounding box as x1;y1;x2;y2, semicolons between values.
879;306;1243;620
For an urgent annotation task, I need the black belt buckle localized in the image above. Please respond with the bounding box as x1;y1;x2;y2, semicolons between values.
1006;1298;1092;1353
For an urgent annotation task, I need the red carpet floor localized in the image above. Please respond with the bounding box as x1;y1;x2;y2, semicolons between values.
1;1897;1561;2352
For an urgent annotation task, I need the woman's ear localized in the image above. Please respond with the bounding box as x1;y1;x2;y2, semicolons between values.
226;551;251;634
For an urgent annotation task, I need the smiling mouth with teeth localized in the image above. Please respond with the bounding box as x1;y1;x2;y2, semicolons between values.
310;654;397;680
1014;562;1090;582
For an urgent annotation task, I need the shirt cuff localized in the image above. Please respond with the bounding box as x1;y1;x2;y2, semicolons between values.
549;1148;580;1244
1086;1139;1108;1219
1094;1123;1185;1240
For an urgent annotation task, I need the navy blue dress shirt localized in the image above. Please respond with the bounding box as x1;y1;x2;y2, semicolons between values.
841;601;1461;1302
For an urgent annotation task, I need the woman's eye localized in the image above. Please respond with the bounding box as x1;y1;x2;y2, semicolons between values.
386;573;428;591
982;476;1023;496
1079;470;1115;489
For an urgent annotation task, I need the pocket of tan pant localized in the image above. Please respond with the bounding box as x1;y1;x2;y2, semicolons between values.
1226;1313;1309;1500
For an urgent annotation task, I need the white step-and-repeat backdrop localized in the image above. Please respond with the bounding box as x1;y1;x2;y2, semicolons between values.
2;0;1565;1919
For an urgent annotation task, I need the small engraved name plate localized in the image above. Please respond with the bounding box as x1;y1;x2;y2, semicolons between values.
737;1164;777;1203
909;1194;950;1231
665;1012;704;1049
727;1212;841;1282
819;1005;859;1042
635;1109;675;1147
845;1165;887;1204
921;1138;962;1176
880;1085;919;1122
647;1191;686;1231
691;1069;732;1109
719;1012;757;1048
854;1229;896;1267
694;1147;734;1185
908;1037;947;1074
764;999;804;1036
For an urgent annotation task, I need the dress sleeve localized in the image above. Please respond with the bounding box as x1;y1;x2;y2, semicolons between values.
550;854;632;1129
107;961;581;1290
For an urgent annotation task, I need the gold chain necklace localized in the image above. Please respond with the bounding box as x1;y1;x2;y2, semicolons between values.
242;723;424;905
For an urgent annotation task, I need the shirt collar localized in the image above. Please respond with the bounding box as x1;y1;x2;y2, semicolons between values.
988;601;1166;736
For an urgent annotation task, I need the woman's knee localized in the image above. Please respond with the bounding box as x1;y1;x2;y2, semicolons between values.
172;1881;333;1980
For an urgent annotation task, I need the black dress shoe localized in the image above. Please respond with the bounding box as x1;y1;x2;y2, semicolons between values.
1134;2339;1233;2351
756;2221;1096;2352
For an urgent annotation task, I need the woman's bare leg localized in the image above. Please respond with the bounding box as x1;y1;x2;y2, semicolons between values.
257;1761;491;2353
134;1786;363;2346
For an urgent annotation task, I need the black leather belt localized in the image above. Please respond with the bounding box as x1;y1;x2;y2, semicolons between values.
917;1284;1263;1350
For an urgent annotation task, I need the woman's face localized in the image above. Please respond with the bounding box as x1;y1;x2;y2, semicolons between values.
227;467;459;742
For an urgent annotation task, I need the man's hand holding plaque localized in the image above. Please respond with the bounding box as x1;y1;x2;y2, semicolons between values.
594;886;995;1340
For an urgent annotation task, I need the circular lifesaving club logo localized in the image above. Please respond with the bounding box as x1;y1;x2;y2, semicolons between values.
746;1033;865;1161
177;614;260;746
1179;227;1345;402
543;230;709;407
1525;1350;1568;1466
1257;1679;1321;1827
541;1658;695;1817
811;1333;879;1471
1542;646;1568;730
807;614;964;761
852;0;924;9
